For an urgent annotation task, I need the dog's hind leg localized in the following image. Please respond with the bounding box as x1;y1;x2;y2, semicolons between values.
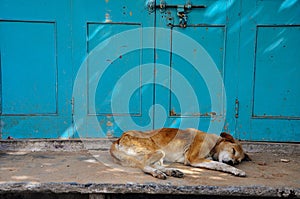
142;150;184;179
141;151;166;179
142;165;168;179
141;150;168;179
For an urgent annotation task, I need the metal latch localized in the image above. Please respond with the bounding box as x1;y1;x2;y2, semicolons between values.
147;0;206;28
177;5;188;28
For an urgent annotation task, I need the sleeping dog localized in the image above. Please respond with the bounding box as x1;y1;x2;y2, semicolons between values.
110;128;251;179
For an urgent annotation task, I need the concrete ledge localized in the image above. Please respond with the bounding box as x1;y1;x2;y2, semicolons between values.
242;142;300;154
0;182;298;198
0;139;115;152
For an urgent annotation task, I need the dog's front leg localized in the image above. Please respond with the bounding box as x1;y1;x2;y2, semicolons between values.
189;159;246;177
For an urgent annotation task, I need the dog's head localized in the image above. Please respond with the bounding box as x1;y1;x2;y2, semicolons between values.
213;132;251;165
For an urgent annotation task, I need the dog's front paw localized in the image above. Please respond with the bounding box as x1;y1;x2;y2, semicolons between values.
233;169;246;177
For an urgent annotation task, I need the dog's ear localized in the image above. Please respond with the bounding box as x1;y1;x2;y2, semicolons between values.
220;132;235;143
242;153;251;161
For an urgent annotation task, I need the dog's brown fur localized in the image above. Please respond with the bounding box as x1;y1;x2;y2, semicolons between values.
110;128;250;179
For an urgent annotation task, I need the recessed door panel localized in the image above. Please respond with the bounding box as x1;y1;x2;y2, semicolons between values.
238;0;300;141
0;0;72;138
1;21;57;115
154;0;228;133
72;0;155;137
253;26;300;119
87;23;141;115
170;26;225;117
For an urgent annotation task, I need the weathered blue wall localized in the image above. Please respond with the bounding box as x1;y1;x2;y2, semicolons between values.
0;0;299;142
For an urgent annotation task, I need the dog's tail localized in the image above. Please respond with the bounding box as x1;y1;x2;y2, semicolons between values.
110;140;144;169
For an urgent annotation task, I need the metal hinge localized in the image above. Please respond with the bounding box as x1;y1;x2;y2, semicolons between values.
71;97;74;115
235;98;239;118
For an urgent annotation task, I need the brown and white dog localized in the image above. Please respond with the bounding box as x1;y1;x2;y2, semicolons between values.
110;128;251;179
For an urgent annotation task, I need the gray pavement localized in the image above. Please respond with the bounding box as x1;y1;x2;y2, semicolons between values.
0;139;299;198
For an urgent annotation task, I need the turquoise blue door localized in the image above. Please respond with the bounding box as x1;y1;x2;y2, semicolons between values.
153;0;236;134
72;0;155;137
237;1;300;141
0;0;73;138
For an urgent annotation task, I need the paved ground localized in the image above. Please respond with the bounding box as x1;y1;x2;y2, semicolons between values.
0;140;299;198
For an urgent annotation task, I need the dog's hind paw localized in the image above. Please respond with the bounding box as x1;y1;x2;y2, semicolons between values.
153;170;167;180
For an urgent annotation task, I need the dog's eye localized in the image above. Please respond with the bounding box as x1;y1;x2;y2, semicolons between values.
232;148;236;155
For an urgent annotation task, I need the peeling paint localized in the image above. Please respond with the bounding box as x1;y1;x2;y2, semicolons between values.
105;13;112;23
170;109;177;116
